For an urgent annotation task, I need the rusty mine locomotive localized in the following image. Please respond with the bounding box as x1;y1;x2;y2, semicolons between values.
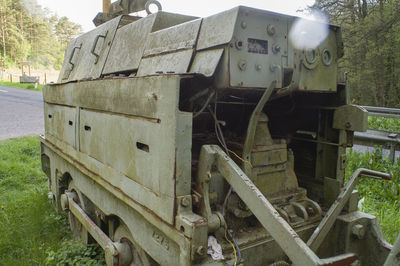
40;0;400;265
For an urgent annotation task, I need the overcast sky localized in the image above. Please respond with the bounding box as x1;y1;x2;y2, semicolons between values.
35;0;315;31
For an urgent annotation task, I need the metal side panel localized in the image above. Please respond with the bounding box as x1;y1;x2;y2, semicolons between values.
228;8;288;88
44;78;165;120
189;48;224;77
43;76;190;224
196;7;239;50
102;15;157;75
79;109;164;194
137;49;193;76
44;103;76;148
62;16;123;82
297;30;339;92
143;19;202;57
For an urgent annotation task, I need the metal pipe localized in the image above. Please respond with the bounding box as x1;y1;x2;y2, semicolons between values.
64;191;118;256
307;168;391;252
103;0;111;13
362;106;400;115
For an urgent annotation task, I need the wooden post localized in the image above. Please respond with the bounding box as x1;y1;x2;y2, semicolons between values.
44;73;47;84
103;0;111;13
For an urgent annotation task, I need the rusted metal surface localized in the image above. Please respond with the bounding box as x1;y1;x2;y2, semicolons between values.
64;191;118;255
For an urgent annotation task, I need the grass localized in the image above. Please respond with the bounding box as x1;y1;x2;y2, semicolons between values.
368;116;400;132
344;115;400;244
0;80;43;91
346;148;400;244
0;136;104;265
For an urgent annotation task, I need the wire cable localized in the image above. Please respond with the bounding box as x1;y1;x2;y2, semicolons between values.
206;97;242;265
193;90;215;119
224;220;237;266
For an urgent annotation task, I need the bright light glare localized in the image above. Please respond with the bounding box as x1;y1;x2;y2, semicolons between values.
289;9;329;50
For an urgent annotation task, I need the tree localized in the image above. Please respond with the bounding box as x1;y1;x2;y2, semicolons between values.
0;0;82;69
314;0;400;107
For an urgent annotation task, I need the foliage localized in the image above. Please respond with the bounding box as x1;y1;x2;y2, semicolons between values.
45;241;105;266
0;136;103;265
314;0;400;107
0;79;43;90
368;116;400;131
347;115;400;244
0;0;82;70
346;148;400;244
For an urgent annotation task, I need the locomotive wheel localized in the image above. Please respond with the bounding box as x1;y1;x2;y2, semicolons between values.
67;180;91;244
113;224;154;266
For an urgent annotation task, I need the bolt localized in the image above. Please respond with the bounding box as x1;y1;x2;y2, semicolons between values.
306;206;315;216
196;246;206;256
241;21;247;29
255;64;262;71
235;40;244;50
352;224;365;239
272;44;281;54
181;196;191;207
346;122;352;129
238;60;247;71
267;24;276;36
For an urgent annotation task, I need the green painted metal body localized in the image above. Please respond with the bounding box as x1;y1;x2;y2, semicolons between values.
40;5;396;265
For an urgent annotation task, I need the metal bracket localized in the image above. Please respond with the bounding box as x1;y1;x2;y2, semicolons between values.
242;81;276;176
91;31;108;64
68;44;82;68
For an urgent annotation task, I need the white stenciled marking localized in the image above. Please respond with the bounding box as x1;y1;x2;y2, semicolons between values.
0;89;8;93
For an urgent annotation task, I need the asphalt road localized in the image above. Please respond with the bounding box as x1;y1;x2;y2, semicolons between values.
0;86;44;140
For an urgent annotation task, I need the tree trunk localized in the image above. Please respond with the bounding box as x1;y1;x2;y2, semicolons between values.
0;4;7;64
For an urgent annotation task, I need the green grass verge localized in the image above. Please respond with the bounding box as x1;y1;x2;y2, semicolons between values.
0;136;104;265
346;148;400;244
0;80;43;91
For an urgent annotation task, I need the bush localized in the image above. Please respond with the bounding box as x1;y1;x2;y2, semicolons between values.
45;241;105;266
